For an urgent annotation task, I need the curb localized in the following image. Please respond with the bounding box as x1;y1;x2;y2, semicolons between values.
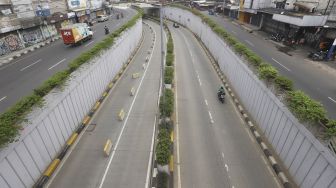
33;32;143;188
151;161;158;187
194;32;293;188
1;36;61;66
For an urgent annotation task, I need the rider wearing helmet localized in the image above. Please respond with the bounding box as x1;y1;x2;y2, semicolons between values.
218;86;225;95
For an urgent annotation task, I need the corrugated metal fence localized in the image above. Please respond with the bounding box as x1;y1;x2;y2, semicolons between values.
0;20;142;188
164;7;336;188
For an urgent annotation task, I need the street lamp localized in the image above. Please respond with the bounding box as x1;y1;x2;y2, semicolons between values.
160;3;165;95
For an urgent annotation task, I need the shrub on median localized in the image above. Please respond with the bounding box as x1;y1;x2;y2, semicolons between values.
164;67;174;84
166;53;174;66
157;172;168;188
156;128;171;165
159;89;174;117
0;10;144;147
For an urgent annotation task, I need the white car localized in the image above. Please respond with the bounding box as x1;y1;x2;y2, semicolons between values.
97;15;109;22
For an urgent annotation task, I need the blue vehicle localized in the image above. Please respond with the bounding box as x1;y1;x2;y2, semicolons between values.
208;9;214;15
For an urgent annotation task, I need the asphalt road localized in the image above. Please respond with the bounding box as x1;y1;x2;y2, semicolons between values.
170;24;282;188
205;13;336;119
0;7;136;114
47;20;162;188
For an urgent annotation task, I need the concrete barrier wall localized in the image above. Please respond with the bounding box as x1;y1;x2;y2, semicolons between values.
0;20;142;188
164;7;336;188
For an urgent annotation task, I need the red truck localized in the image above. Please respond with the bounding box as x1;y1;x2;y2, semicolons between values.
60;23;93;45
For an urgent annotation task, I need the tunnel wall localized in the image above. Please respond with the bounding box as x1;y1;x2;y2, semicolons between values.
0;20;142;188
164;7;336;188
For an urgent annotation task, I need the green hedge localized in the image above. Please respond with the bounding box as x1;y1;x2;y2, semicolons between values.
0;10;144;148
157;172;168;188
159;89;174;117
275;76;293;92
258;65;278;81
287;91;326;123
156;128;171;164
164;67;174;84
170;4;336;135
166;53;174;66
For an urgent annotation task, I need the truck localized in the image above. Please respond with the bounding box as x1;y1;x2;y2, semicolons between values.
60;23;93;45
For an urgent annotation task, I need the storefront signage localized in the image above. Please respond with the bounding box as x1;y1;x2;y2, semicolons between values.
68;0;87;10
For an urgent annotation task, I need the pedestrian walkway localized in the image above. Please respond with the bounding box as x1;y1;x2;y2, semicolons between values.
0;35;61;66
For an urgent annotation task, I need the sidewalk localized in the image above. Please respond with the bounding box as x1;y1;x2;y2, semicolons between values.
0;35;61;66
229;17;336;73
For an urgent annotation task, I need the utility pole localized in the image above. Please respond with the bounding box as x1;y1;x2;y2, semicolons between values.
160;3;165;96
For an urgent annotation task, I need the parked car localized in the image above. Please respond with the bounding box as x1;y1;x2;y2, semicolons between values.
97;15;109;22
173;23;179;28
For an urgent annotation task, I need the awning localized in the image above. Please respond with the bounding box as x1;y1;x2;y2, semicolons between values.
293;2;316;12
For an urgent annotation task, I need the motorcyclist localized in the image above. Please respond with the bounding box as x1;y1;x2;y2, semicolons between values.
104;26;109;34
218;86;225;95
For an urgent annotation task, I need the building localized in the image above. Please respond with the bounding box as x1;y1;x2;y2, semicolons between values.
0;0;107;56
238;0;335;47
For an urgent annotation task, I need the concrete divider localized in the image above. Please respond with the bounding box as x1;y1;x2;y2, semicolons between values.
118;109;125;121
130;87;136;96
132;72;140;79
103;139;113;157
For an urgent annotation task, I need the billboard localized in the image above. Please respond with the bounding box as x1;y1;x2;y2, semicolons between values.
35;3;50;17
90;0;103;10
68;0;87;10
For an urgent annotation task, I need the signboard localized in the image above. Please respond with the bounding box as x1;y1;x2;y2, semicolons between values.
36;9;51;17
12;0;35;18
68;0;87;10
90;0;103;10
67;12;76;18
1;9;12;15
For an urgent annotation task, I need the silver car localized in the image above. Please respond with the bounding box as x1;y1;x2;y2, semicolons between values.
97;15;109;22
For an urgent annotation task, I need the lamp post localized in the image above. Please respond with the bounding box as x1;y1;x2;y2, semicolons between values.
160;3;165;96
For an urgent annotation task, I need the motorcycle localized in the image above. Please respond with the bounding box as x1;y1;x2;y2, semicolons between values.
104;27;110;35
308;50;327;61
270;33;284;42
217;91;225;103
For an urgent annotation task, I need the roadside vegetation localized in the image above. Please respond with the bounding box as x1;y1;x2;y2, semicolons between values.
0;10;144;148
148;19;175;188
170;4;336;138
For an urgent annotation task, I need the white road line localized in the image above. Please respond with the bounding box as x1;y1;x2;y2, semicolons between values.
98;23;156;188
173;29;182;188
231;31;237;35
221;152;225;159
0;96;7;102
205;99;208;106
208;111;214;124
84;40;94;47
20;59;41;71
272;58;291;72
145;117;156;188
48;58;66;70
245;40;255;47
329;97;336;103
